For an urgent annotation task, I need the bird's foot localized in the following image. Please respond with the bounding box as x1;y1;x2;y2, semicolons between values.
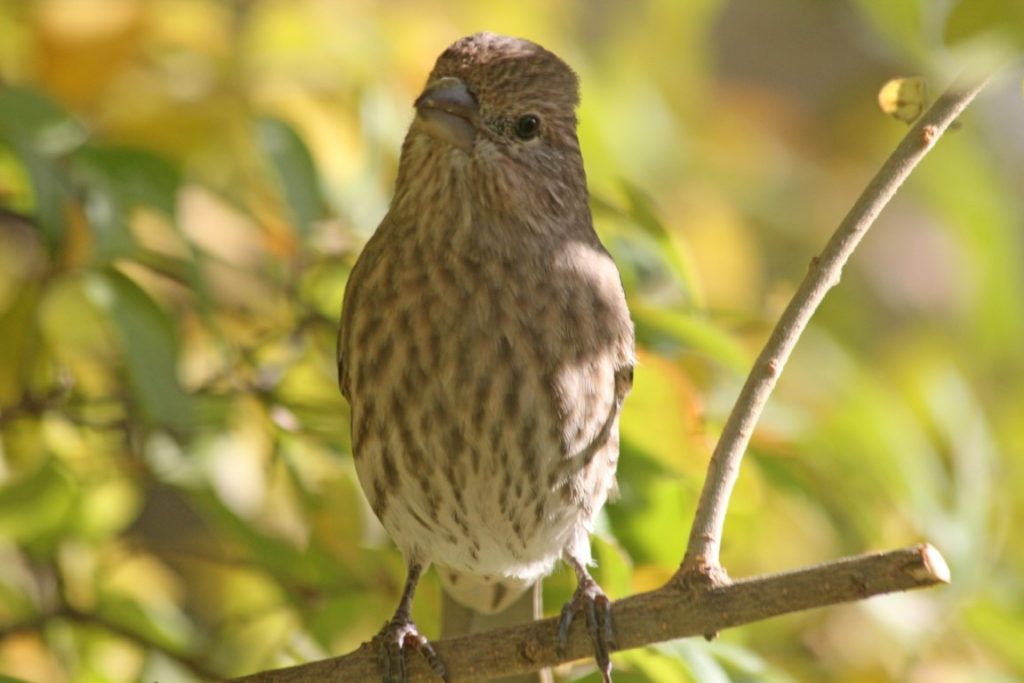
374;615;448;683
556;572;616;683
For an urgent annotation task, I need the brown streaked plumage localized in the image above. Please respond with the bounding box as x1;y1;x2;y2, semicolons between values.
338;32;634;683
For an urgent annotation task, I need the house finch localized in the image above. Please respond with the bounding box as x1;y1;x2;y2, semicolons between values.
338;32;634;683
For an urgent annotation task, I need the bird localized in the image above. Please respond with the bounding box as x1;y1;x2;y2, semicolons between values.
337;32;635;683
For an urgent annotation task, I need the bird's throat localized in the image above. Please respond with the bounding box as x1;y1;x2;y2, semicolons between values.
415;109;476;153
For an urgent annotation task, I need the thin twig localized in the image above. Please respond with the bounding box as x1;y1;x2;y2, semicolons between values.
225;544;949;682
679;71;993;579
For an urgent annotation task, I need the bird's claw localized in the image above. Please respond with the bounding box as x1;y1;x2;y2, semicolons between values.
556;575;616;682
375;616;448;683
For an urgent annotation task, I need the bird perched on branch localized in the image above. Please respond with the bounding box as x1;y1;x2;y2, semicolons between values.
338;32;635;683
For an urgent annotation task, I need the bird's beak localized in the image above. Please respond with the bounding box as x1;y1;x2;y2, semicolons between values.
414;76;478;153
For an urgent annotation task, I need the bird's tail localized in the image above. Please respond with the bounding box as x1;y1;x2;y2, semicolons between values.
441;581;552;683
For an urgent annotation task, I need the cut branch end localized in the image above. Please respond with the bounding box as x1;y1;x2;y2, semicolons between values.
916;543;951;584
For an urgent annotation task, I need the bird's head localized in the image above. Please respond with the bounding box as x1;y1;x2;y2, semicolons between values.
396;33;589;230
413;33;581;157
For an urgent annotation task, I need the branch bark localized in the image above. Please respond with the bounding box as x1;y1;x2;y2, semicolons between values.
227;544;948;682
680;70;993;578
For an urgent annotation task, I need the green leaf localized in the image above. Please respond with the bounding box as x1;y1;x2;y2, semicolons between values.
616;646;696;682
591;533;633;599
964;598;1024;672
0;674;37;683
0;459;76;544
65;145;215;311
83;268;192;435
707;640;801;683
72;145;181;217
609;440;691;566
18;152;72;250
849;0;929;60
877;76;929;125
0;87;88;250
74;476;140;540
618;181;701;299
632;303;750;374
255;116;326;237
657;641;731;683
132;247;214;321
0;283;42;406
69;145;186;263
944;0;1024;47
0;86;88;157
75;172;133;264
97;596;194;654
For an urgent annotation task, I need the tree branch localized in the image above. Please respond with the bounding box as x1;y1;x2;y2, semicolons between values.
680;70;993;578
227;544;948;682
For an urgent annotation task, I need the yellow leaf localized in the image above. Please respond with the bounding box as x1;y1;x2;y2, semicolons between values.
877;76;928;124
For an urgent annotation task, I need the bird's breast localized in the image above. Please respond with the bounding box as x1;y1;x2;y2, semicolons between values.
345;232;631;578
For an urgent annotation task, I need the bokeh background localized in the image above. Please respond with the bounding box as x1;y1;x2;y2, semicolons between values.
1;1;1022;682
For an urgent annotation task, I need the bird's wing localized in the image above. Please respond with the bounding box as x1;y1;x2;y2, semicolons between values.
336;221;391;400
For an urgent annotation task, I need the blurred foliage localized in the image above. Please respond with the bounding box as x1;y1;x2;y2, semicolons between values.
0;1;1022;682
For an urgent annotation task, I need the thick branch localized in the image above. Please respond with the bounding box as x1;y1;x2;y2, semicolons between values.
227;544;947;682
680;72;993;576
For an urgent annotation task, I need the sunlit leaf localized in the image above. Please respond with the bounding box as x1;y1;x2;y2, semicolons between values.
131;248;207;292
847;1;929;60
307;467;367;563
0;674;37;683
632;303;749;373
619;349;704;478
616;645;695;682
0;459;76;544
964;599;1024;671
70;161;133;264
68;145;186;263
97;596;194;655
188;488;348;588
707;640;801;683
83;268;192;434
617;181;700;299
944;0;1024;47
657;640;731;683
0;87;88;157
72;145;181;217
591;533;633;600
0;283;43;405
877;77;928;125
75;476;140;540
16;153;73;251
609;445;691;566
306;591;392;652
255;116;326;238
0;87;88;249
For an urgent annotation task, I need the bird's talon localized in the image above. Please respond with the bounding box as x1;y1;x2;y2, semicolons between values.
556;603;573;658
374;617;446;682
556;576;617;680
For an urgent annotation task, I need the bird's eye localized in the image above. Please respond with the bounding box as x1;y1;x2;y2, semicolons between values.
513;114;541;140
